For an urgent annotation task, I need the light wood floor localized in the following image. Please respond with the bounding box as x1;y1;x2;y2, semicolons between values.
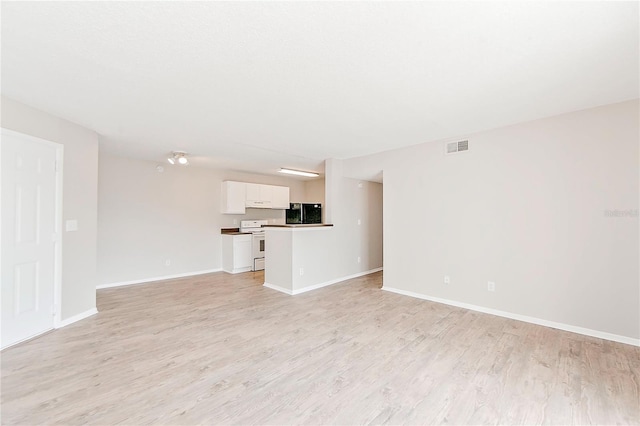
1;271;639;425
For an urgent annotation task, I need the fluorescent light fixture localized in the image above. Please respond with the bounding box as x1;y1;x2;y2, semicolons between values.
278;168;319;177
168;151;189;166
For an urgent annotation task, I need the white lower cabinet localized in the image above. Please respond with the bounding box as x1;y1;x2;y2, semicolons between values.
222;234;252;274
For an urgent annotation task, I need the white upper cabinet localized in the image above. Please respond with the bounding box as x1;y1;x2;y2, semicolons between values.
271;185;290;209
221;181;246;214
222;181;290;213
245;183;273;208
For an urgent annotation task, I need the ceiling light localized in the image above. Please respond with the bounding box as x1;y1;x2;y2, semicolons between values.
278;168;319;177
168;151;189;166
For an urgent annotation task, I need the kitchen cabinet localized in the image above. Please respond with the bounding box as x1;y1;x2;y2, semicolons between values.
222;234;252;274
245;183;273;208
221;181;290;213
221;181;246;214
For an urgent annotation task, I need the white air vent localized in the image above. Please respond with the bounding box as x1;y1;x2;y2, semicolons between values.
445;140;469;155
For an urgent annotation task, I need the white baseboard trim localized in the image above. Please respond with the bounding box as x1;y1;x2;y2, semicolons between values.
2;308;99;350
382;286;640;347
55;307;98;329
264;267;383;296
293;267;384;295
1;328;54;351
97;268;223;289
263;282;294;295
222;268;252;274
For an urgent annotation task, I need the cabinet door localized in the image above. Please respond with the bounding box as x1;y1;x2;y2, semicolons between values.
259;184;273;208
233;237;253;269
221;181;246;214
246;183;272;208
245;183;263;208
245;183;260;204
271;186;290;209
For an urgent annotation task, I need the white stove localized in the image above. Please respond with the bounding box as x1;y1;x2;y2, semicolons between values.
240;220;268;271
239;220;267;234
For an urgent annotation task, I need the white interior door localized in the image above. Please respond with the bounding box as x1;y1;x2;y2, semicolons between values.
1;130;59;349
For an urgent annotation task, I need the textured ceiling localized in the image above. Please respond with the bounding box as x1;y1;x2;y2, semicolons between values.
1;2;638;177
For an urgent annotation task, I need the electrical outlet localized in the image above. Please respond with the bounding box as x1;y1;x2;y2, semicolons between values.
357;219;361;225
299;268;304;276
357;256;361;263
65;219;78;232
444;275;450;284
488;281;496;292
165;259;171;267
233;219;238;225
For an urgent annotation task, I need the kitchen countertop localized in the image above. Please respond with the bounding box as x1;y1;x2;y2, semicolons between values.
220;228;251;235
263;224;334;228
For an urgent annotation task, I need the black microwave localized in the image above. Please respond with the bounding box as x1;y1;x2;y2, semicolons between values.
286;203;322;224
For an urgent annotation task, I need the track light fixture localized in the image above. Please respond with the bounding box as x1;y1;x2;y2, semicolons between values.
167;151;189;165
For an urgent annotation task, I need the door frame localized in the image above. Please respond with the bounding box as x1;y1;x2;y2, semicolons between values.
1;127;64;336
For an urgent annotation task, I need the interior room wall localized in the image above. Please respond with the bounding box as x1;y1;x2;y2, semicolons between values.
324;159;384;277
97;152;306;286
1;96;99;320
343;99;640;342
303;178;325;205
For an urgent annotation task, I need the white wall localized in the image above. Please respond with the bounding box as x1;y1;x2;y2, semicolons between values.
1;96;99;320
342;99;639;341
325;159;384;276
302;178;325;205
97;152;307;285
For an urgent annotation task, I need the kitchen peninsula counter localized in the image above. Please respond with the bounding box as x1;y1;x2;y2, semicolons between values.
263;224;338;295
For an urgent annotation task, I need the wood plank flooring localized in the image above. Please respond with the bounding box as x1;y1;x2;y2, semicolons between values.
1;271;639;425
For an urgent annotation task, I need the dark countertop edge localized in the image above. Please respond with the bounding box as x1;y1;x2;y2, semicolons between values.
263;224;334;228
221;227;239;234
221;228;252;235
